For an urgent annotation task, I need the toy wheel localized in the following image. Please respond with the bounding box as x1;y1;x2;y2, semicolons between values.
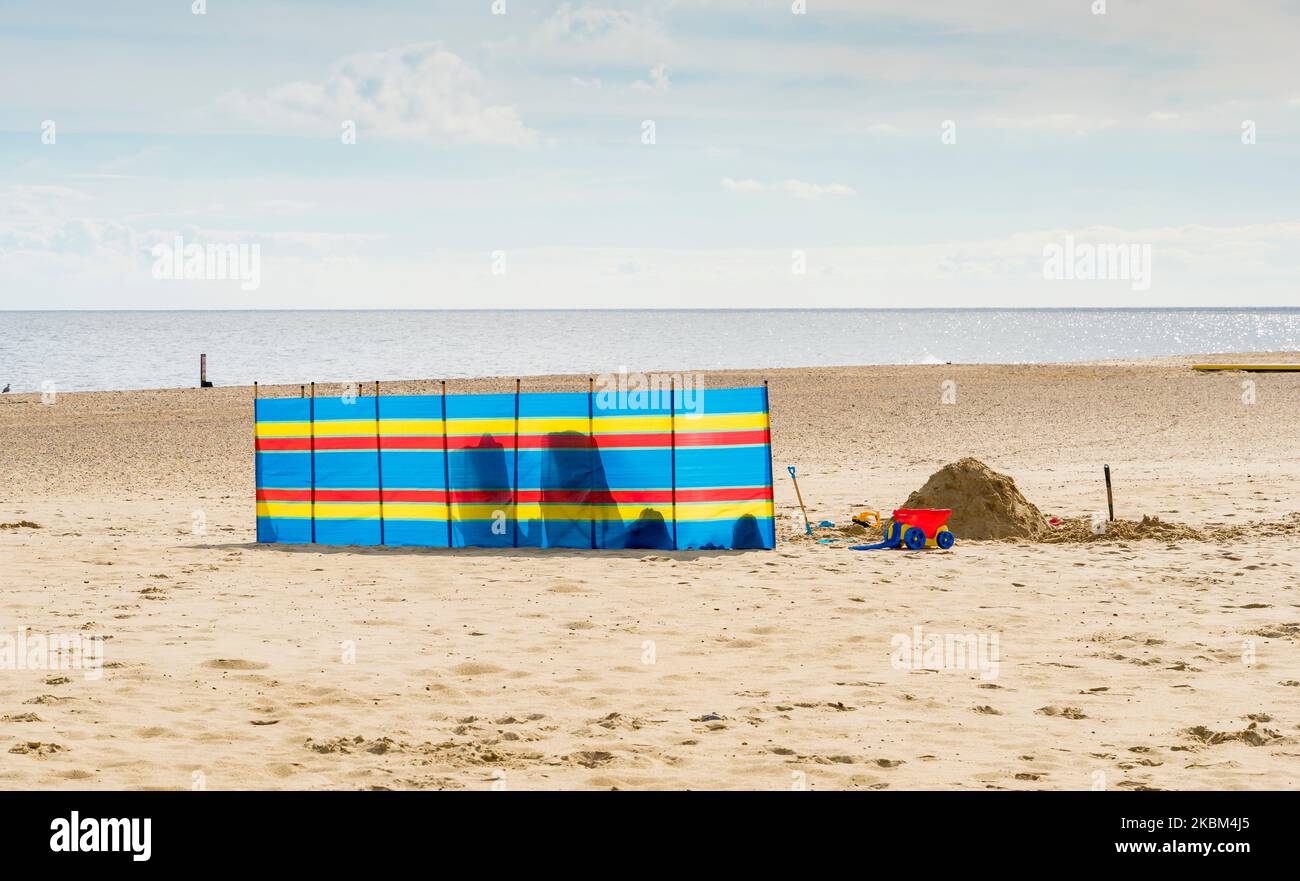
936;529;955;550
903;526;927;550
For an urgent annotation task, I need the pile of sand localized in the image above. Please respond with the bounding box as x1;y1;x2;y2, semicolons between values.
898;458;1048;540
1039;514;1207;544
897;459;1230;544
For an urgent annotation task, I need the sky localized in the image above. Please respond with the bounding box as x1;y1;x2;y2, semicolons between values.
1;0;1299;308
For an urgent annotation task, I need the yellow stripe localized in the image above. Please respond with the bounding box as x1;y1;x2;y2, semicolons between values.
1192;364;1300;372
659;412;767;431
444;503;671;522
256;501;310;518
313;420;378;437
258;500;773;522
445;502;769;521
255;421;311;438
379;419;443;436
255;411;768;438
383;503;450;521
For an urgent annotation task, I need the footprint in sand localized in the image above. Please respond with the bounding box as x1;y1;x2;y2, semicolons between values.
202;659;269;671
547;582;588;593
1185;722;1280;747
452;662;505;676
570;750;615;768
24;695;71;705
1036;706;1088;719
9;741;65;756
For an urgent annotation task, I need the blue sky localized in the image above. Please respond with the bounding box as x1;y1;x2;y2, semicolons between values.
2;0;1298;307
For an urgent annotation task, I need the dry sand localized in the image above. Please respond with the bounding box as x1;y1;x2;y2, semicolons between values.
2;353;1299;790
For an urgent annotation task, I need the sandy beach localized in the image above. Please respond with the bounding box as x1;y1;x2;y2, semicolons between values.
2;354;1298;791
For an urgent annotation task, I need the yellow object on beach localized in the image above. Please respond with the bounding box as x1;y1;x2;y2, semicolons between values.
1192;364;1300;372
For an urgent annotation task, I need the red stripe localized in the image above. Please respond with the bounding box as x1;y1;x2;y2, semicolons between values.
258;430;769;453
382;489;446;503
676;486;773;502
258;489;383;502
257;489;311;502
315;490;380;502
672;429;770;447
256;438;312;451
259;487;773;504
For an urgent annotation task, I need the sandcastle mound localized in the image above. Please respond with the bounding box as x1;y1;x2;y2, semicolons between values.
899;458;1047;540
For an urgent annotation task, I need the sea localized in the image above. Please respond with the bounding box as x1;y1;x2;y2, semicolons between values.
1;309;1298;393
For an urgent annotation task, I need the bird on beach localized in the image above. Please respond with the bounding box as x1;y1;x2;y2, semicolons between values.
1;384;9;393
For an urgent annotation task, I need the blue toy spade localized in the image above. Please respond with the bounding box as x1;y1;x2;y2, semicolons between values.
787;466;813;536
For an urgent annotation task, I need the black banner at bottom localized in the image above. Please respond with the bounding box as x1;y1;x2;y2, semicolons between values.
0;790;1285;866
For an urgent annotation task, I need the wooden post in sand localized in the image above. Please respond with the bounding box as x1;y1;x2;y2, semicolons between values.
199;354;213;388
1104;464;1115;522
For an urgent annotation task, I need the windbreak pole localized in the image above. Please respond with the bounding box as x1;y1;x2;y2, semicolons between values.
441;380;452;548
670;376;678;551
588;376;596;550
309;382;316;544
375;380;385;546
763;380;776;530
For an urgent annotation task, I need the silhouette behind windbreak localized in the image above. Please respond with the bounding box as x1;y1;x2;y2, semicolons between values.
730;513;764;549
539;431;602;548
623;507;672;549
537;431;674;550
456;433;511;546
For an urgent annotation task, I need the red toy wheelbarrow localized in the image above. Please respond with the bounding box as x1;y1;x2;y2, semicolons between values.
850;508;955;551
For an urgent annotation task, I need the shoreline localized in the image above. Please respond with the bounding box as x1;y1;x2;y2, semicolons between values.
2;350;1298;398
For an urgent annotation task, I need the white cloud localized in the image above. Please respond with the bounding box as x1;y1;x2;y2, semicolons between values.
721;178;857;199
985;113;1117;134
219;43;535;145
253;199;320;216
528;3;672;65
631;64;670;95
7;220;1300;308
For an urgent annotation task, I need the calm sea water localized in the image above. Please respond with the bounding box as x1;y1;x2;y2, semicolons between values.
1;309;1298;393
